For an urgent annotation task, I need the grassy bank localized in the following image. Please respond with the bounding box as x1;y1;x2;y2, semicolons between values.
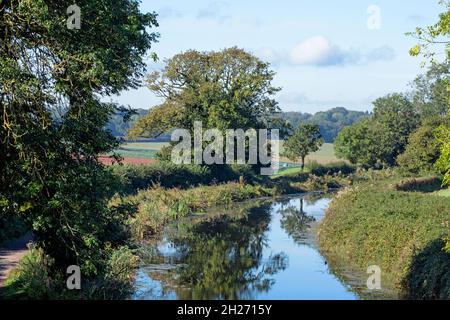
119;182;275;240
1;161;355;299
1;246;138;300
110;161;355;241
318;179;450;299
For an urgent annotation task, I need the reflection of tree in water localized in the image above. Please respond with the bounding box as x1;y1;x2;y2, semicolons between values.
278;198;316;244
146;205;288;299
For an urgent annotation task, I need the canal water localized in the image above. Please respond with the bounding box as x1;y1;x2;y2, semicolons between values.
132;194;363;300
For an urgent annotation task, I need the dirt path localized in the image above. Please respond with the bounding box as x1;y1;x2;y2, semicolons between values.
0;234;32;288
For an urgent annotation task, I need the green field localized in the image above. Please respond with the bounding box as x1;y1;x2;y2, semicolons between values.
111;142;169;158
435;188;450;197
114;141;339;162
279;142;340;165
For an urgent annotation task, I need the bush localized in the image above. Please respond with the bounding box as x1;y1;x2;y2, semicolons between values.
2;246;138;300
109;162;259;194
125;182;275;240
391;176;442;192
306;160;355;176
397;120;444;175
318;184;450;298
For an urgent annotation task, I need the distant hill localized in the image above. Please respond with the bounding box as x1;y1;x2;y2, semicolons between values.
107;107;368;143
281;107;369;142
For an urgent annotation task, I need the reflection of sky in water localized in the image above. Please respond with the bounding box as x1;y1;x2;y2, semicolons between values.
132;195;357;300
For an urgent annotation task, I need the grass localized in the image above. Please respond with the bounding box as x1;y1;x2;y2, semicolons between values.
436;188;450;197
111;142;341;165
117;182;276;240
280;143;341;165
318;177;450;299
2;246;138;300
109;142;169;159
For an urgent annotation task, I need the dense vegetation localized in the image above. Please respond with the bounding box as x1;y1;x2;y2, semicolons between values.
318;178;450;299
335;62;449;170
0;0;159;298
281;107;368;143
108;106;367;143
319;2;450;300
282;124;323;170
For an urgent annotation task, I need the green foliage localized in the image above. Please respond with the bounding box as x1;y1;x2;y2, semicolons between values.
404;238;450;299
335;93;420;168
128;47;281;139
2;246;138;299
435;111;450;186
334;118;380;167
282;124;323;170
0;0;158;281
407;0;450;63
318;183;450;298
124;183;275;239
109;162;258;194
397;118;447;174
281;107;368;143
305;160;356;176
411;62;450;118
372;93;421;166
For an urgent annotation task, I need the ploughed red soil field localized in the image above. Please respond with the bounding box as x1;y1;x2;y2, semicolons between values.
99;156;156;165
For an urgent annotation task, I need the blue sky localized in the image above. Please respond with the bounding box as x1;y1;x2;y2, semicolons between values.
112;0;445;113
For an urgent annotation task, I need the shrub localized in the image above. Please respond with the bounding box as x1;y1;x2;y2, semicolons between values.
126;182;275;240
2;246;138;300
397;120;444;175
391;176;442;192
306;160;355;176
318;184;450;298
109;162;259;194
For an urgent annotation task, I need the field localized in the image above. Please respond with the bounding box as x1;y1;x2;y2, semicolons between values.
279;142;340;165
102;141;340;169
100;142;168;165
436;188;450;197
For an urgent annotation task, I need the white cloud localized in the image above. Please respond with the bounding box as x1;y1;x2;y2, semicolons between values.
290;36;334;65
286;36;395;67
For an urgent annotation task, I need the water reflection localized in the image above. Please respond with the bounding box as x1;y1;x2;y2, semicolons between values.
136;204;288;299
133;195;358;300
279;199;315;245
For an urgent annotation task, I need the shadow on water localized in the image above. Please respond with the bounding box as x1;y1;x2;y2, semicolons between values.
132;193;367;300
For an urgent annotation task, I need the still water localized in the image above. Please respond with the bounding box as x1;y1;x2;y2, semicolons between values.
132;194;360;300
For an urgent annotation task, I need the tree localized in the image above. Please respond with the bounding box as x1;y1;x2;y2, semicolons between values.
408;0;450;64
0;0;158;279
410;62;450;119
372;93;420;166
128;48;281;139
282;124;323;171
334;118;379;167
335;94;419;168
397;117;447;174
435;111;450;186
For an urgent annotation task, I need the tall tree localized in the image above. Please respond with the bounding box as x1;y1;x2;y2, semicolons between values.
0;0;158;277
128;48;281;138
334;118;380;168
372;93;420;166
282;124;323;171
397;117;448;174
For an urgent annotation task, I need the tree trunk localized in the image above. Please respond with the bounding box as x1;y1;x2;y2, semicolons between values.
301;156;305;171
